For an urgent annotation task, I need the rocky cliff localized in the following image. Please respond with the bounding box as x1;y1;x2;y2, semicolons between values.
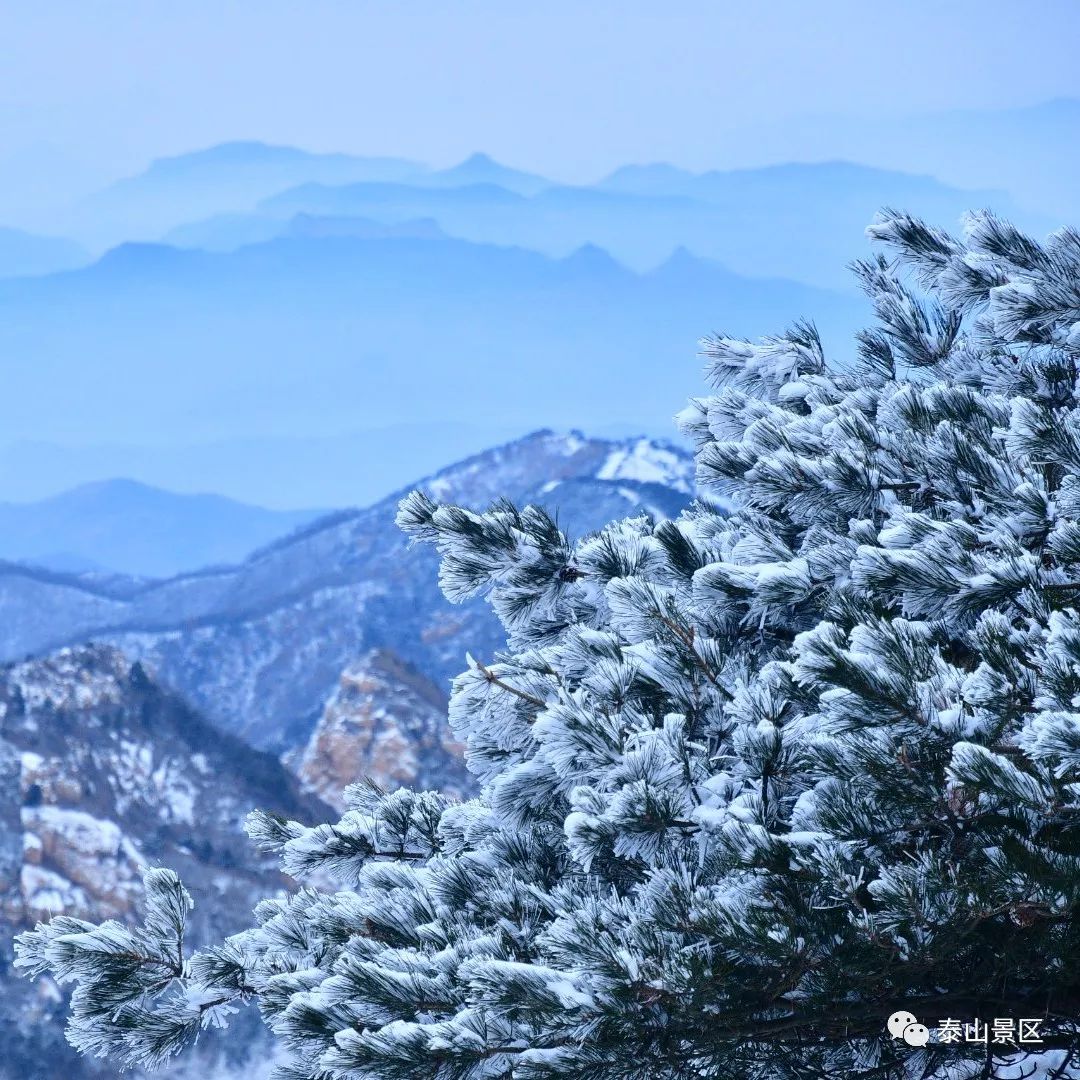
0;645;328;1080
292;648;470;811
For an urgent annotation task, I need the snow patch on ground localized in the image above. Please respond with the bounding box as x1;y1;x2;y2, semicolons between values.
20;750;44;773
23;806;126;857
21;864;90;917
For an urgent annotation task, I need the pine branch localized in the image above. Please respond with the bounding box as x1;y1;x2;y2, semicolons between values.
655;613;731;698
326;824;428;861
474;659;547;708
118;950;184;976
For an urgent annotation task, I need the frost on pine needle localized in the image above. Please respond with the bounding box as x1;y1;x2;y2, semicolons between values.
17;209;1080;1078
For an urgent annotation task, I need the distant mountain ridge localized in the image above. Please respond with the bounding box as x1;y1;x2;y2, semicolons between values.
410;151;551;195
0;225;863;460
717;97;1080;220
69;144;547;248
12;99;1075;255
139;140;422;179
75;143;1051;283
69;141;431;246
0;479;326;577
1;131;1066;510
240;160;1045;284
598;158;1001;202
0;226;89;279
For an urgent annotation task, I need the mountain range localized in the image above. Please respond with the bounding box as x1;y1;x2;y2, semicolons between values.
1;122;1073;506
0;431;697;753
721;98;1080;221
0;228;863;502
66;142;430;247
235;160;1043;285
62;146;553;249
54;97;1080;250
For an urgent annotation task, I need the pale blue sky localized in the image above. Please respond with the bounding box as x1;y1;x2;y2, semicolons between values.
1;0;1078;187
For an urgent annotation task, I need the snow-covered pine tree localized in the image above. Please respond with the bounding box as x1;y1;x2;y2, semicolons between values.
16;209;1080;1079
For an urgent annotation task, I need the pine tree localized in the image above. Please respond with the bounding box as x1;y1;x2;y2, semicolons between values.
16;209;1080;1079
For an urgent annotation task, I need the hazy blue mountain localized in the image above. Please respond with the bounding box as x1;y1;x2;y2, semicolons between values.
0;479;325;577
0;226;88;278
263;178;524;216
412;151;552;195
0;423;536;509
161;210;290;251
0;231;864;500
68;141;430;247
722;99;1080;220
168;182;524;252
255;162;1044;285
599;159;988;205
165;212;449;250
285;213;447;240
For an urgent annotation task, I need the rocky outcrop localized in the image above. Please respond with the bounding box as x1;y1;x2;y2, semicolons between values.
294;649;469;810
0;645;329;1080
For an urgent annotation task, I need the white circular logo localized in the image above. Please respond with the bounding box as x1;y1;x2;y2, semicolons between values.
887;1011;917;1038
903;1023;930;1047
887;1010;929;1046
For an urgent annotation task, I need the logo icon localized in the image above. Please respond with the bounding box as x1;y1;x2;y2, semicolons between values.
887;1010;930;1047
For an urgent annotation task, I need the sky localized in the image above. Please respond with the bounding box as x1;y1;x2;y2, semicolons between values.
2;0;1079;190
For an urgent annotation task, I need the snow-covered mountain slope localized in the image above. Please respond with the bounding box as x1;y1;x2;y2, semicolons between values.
0;644;328;1080
0;431;696;753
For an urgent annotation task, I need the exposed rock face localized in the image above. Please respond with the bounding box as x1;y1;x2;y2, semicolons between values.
0;645;328;1080
0;431;696;757
295;649;470;811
